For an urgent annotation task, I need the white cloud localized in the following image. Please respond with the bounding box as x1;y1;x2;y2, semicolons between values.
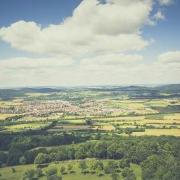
0;0;178;86
158;50;180;63
1;51;179;87
0;0;154;58
0;56;73;70
154;10;165;20
80;53;143;68
158;0;173;6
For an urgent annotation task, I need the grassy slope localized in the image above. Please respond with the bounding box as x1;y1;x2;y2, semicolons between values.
0;161;142;180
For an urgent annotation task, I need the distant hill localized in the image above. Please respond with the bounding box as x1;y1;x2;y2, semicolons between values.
0;84;179;100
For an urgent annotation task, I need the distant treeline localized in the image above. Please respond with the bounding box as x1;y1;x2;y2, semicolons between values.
0;84;180;100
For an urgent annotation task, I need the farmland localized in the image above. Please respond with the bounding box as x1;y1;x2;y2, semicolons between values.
0;85;180;179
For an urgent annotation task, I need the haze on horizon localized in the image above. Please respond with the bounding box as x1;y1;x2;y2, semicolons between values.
0;0;180;87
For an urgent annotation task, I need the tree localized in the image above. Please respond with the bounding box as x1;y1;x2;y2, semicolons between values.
119;159;130;169
22;169;36;180
104;161;118;174
85;119;94;126
111;173;120;180
141;155;160;180
11;168;16;173
141;154;180;180
7;147;23;165
67;164;73;171
60;166;66;175
35;168;43;178
122;168;136;180
79;161;88;171
94;142;107;158
0;152;7;165
46;167;57;177
93;160;104;171
19;156;26;165
47;175;62;180
34;153;49;164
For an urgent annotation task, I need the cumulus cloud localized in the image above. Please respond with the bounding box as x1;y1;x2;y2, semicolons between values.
0;0;154;58
158;51;180;63
0;50;179;87
80;53;143;68
0;0;178;86
0;56;74;70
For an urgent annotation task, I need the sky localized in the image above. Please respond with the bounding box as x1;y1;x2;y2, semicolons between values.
0;0;180;87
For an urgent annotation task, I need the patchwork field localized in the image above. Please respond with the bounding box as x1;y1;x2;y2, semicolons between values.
0;85;180;180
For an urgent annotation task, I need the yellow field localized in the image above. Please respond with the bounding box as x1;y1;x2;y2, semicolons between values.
0;113;19;120
4;123;49;132
132;129;180;136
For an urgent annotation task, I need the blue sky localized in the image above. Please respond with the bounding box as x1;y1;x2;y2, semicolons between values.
0;0;179;86
0;0;81;58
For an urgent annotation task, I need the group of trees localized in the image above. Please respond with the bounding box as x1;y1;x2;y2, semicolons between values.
141;154;180;180
22;159;136;180
23;167;62;180
0;132;180;179
0;132;91;166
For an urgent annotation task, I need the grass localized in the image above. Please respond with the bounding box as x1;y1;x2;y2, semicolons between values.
0;160;142;180
3;122;50;132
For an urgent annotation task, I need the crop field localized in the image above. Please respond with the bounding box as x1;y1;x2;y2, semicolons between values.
3;122;51;132
0;85;180;180
132;129;180;136
0;95;180;135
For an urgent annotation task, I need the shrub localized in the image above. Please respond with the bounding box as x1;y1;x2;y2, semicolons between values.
11;167;16;173
22;169;36;180
35;168;43;177
60;166;66;175
47;175;62;180
34;153;50;164
46;167;57;176
98;172;104;176
81;169;90;174
122;168;136;180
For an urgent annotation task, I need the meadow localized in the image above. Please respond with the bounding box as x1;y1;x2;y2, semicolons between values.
0;160;142;180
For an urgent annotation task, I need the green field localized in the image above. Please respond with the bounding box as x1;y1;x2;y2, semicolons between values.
0;85;180;180
0;160;142;180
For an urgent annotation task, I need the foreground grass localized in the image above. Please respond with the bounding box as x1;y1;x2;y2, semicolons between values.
0;160;142;180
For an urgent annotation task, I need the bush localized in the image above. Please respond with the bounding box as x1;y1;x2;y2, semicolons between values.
69;170;75;174
119;159;130;169
122;168;136;180
11;168;16;173
47;175;62;180
104;161;117;174
98;172;104;176
90;170;96;174
46;167;57;176
22;169;36;180
79;161;88;170
67;164;73;171
81;169;90;174
111;173;120;180
35;168;43;177
60;166;66;175
34;153;50;164
19;156;26;165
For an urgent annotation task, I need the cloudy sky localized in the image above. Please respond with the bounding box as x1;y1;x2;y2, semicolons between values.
0;0;180;87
